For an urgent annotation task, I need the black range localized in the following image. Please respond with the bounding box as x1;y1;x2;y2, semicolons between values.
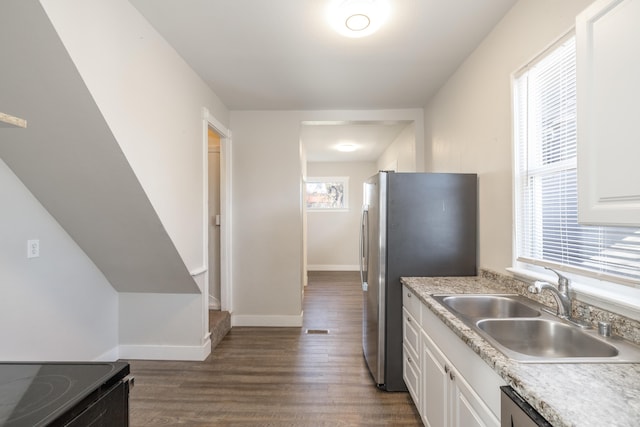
0;362;131;426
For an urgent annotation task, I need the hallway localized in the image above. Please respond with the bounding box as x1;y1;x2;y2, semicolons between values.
128;271;421;426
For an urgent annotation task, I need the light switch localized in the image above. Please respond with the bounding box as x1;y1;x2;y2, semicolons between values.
27;239;40;258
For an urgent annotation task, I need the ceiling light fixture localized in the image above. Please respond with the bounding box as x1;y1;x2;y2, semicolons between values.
336;143;358;152
345;14;370;32
327;0;390;38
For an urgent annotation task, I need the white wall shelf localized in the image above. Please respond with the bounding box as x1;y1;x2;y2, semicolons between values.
0;112;27;128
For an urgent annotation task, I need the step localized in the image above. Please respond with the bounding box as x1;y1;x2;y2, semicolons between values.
209;310;231;350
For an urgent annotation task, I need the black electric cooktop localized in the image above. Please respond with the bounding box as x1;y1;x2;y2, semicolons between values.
0;362;129;426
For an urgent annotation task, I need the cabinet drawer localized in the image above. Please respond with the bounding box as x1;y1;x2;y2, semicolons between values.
402;285;421;322
403;343;421;404
403;307;420;359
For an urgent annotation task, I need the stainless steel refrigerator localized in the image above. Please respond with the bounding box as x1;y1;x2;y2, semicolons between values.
360;172;477;391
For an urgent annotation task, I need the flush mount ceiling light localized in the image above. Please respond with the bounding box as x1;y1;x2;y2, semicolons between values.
346;14;370;32
327;0;390;38
336;142;358;152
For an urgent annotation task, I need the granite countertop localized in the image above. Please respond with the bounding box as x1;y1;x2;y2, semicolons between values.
402;275;640;427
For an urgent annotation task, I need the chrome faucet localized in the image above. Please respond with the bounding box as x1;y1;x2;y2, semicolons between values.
527;267;572;319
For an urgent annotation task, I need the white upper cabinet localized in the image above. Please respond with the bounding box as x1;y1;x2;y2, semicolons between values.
577;0;640;225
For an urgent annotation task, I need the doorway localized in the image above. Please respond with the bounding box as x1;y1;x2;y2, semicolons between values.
208;127;222;309
203;108;232;315
300;120;414;275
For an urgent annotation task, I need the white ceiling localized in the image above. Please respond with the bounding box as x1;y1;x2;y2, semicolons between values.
129;0;517;161
301;121;410;162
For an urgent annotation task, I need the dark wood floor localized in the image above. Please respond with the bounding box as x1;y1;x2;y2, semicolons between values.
127;271;422;426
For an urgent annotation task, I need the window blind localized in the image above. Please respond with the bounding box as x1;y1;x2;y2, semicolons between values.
514;35;640;286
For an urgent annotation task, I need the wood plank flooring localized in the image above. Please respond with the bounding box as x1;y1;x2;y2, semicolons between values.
127;271;422;426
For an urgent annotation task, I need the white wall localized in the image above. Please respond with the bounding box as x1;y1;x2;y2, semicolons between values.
118;293;208;360
377;122;417;172
306;162;377;270
0;160;118;361
424;0;594;272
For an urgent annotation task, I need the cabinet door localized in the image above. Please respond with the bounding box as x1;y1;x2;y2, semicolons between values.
421;330;450;427
451;368;500;427
577;0;640;225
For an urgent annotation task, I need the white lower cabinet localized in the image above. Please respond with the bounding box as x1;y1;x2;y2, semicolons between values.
422;331;498;427
402;286;505;427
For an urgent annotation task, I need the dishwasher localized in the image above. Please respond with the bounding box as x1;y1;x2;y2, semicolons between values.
501;386;553;427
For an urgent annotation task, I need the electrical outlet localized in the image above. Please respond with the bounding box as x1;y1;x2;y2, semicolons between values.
27;239;40;258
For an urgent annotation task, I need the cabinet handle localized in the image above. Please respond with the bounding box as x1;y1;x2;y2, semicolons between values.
444;365;449;373
407;316;411;322
408;356;413;364
407;292;412;298
449;371;455;381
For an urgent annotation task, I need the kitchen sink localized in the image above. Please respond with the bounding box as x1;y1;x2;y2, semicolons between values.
476;318;618;358
433;294;541;319
431;293;640;363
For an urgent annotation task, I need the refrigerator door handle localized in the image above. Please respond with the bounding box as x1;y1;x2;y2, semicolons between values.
360;205;369;289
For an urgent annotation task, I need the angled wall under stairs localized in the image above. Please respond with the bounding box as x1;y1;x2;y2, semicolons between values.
0;0;197;294
0;0;230;360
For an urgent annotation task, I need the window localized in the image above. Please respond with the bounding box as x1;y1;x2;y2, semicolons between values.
513;34;640;285
305;177;349;211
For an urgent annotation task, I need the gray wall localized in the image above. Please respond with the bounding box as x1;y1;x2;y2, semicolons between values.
230;111;305;326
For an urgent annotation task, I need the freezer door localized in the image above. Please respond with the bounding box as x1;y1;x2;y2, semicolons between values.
362;173;386;386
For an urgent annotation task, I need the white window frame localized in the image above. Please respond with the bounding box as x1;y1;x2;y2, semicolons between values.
305;176;349;212
510;31;640;320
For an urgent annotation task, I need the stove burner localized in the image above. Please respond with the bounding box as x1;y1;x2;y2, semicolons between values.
1;374;72;423
0;363;123;427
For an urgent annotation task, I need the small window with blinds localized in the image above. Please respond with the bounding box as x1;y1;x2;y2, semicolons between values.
513;34;640;286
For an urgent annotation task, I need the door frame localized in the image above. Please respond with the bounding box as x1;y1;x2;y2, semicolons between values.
203;108;232;313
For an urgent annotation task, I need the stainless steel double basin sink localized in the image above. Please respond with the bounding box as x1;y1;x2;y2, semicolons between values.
432;294;640;363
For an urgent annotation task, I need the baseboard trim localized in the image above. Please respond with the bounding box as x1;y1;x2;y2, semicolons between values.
307;264;359;271
118;338;212;361
231;312;303;327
